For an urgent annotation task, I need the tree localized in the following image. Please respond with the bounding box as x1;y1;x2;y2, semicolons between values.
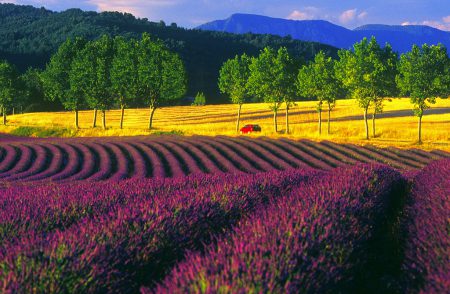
248;47;297;133
111;36;139;129
336;37;398;139
41;37;88;129
297;51;343;135
397;44;449;144
0;60;20;125
72;35;115;130
218;54;251;132
137;33;186;130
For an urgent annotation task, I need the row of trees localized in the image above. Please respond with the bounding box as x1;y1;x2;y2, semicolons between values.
41;33;186;129
1;33;186;129
219;37;450;143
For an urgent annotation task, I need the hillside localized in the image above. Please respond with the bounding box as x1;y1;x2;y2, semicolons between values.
198;13;450;53
0;4;337;103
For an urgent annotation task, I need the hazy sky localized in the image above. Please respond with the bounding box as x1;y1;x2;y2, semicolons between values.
1;0;450;30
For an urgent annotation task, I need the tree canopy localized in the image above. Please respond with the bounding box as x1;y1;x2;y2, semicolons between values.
41;37;88;128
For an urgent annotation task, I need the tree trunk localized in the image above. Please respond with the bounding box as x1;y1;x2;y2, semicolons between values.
418;115;423;144
318;109;322;135
285;103;289;134
120;106;125;129
149;107;157;130
12;108;14;116
2;106;6;125
75;110;79;129
364;107;369;140
102;110;106;130
273;109;278;133
92;108;98;128
372;111;376;138
327;104;331;135
236;104;242;133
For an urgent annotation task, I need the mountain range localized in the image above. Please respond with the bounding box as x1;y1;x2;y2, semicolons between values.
198;14;450;53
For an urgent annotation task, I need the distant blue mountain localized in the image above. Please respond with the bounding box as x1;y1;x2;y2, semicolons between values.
198;14;450;53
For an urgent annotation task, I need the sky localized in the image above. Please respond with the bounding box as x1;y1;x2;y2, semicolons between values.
1;0;450;30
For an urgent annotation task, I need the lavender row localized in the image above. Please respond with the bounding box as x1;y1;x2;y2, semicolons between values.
27;143;64;181
401;159;450;293
257;137;311;168
227;137;294;170
295;139;344;167
0;145;19;173
0;144;32;178
186;137;241;173
208;137;262;173
0;171;254;245
166;138;222;174
0;168;322;293
151;164;405;293
279;138;334;169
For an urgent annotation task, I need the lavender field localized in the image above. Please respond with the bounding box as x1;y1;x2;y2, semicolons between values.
0;135;449;293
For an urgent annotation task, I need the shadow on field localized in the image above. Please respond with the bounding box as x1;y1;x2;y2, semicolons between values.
329;107;450;122
160;107;450;125
170;109;318;125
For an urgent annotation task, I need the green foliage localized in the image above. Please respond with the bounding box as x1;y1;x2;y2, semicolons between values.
152;130;184;136
248;47;297;106
0;60;19;109
336;37;398;109
136;33;186;129
397;44;449;117
20;68;57;112
218;54;251;105
41;37;88;111
137;33;186;109
297;51;343;110
192;92;206;106
10;126;75;138
72;35;115;112
111;36;139;109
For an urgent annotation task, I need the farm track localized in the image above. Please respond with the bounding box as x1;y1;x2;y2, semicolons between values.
0;136;448;183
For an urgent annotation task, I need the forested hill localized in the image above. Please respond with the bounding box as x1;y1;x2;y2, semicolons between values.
0;4;338;103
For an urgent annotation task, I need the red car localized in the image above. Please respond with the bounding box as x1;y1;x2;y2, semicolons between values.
240;124;262;134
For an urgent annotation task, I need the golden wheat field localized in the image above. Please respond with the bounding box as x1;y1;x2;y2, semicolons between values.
1;98;449;151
